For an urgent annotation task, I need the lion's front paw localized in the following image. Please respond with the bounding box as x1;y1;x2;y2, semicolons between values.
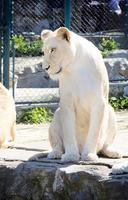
1;141;14;148
61;152;80;162
81;152;98;161
47;149;63;159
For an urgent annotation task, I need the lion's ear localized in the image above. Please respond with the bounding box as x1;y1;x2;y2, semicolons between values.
41;30;53;40
56;27;70;42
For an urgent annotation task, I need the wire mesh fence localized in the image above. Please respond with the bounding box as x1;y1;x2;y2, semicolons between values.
13;0;64;34
71;0;126;34
13;0;127;34
11;0;128;105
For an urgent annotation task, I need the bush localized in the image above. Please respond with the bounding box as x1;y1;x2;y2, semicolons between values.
17;107;53;124
16;96;128;124
98;37;118;58
12;34;43;57
109;96;128;111
11;35;118;58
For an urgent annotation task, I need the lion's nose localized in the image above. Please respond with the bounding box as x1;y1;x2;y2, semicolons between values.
45;65;50;71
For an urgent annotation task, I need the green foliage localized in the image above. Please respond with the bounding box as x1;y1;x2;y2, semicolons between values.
99;37;118;58
12;34;43;57
109;96;128;111
17;107;53;124
17;97;128;124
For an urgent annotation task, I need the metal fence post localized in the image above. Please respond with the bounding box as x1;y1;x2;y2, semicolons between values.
3;0;12;89
0;0;3;82
64;0;71;29
12;40;15;98
125;0;128;36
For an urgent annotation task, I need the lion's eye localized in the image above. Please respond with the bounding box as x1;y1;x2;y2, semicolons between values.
51;48;56;53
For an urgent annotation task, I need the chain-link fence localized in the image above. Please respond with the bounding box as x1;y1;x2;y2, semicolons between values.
11;0;128;105
13;0;127;34
71;0;127;33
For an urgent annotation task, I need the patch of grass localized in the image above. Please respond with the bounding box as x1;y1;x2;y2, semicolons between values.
17;107;53;124
98;37;118;58
109;96;128;111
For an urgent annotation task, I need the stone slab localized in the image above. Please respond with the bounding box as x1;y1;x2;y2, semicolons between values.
0;111;128;200
9;50;128;99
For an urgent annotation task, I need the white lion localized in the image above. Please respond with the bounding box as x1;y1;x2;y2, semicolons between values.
112;162;128;174
0;82;16;148
41;27;122;162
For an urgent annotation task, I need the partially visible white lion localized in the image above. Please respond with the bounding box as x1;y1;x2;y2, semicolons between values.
0;82;16;148
112;162;128;174
41;27;122;162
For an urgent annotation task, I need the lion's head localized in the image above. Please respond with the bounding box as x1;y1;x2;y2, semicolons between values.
41;27;76;77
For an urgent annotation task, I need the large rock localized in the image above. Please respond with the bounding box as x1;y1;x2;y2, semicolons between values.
1;159;128;200
10;50;128;97
104;50;128;81
109;81;128;96
12;57;58;88
104;50;128;96
124;86;128;96
0;112;128;200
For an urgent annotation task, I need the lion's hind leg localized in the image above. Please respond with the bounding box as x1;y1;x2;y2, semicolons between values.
101;105;122;158
47;108;63;159
10;122;16;142
0;131;5;148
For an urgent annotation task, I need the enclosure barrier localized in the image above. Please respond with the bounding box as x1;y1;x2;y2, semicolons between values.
0;0;13;89
1;0;128;104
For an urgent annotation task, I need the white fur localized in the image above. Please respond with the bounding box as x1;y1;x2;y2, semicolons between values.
0;82;16;148
41;27;122;162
